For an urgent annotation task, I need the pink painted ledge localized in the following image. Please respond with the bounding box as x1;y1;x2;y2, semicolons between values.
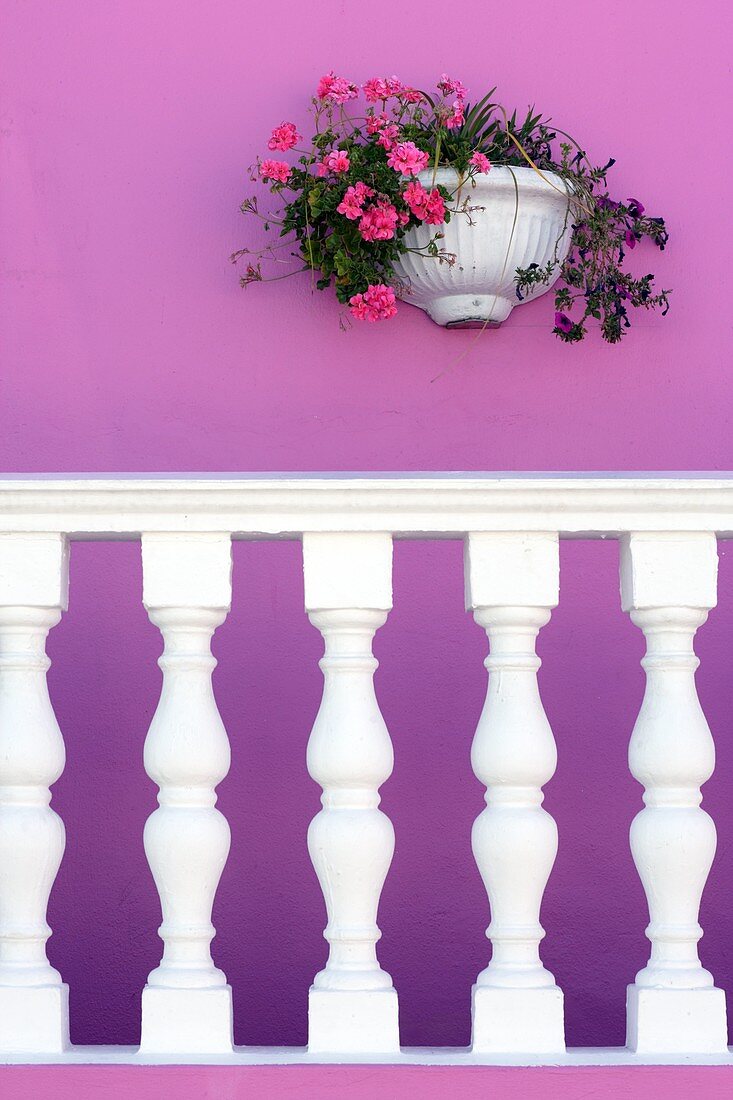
3;1065;733;1100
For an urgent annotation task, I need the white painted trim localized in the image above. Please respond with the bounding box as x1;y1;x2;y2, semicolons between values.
1;475;733;537
1;1044;732;1066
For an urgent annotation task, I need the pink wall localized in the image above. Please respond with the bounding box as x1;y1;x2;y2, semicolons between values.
2;0;733;1058
3;1065;733;1100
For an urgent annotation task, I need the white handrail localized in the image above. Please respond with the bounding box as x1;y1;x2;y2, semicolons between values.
0;474;732;536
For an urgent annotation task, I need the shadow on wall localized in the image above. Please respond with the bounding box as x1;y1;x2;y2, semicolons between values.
46;538;733;1047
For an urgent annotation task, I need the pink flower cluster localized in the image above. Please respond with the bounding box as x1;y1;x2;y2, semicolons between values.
387;141;429;177
366;112;400;151
337;184;407;240
336;181;375;220
267;122;301;152
249;74;484;325
366;112;386;134
402;181;446;225
349;283;398;321
317;71;358;104
259;159;291;183
436;74;467;130
358;200;406;241
470;151;491;173
445;99;465;129
437;74;467;98
363;76;403;102
317;149;351;175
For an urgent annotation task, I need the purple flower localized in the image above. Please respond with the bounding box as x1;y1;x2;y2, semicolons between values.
596;196;618;211
627;197;645;218
624;229;637;250
554;312;574;334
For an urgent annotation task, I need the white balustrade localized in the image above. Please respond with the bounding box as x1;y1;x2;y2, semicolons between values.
465;532;564;1054
620;532;728;1054
0;476;730;1068
139;533;234;1054
0;534;69;1054
302;532;399;1054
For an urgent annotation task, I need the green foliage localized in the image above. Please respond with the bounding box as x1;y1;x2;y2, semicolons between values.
277;142;452;305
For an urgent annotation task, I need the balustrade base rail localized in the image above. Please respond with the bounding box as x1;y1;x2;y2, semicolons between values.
1;1046;733;1066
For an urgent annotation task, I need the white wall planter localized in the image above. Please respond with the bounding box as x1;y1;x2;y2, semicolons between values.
393;166;574;328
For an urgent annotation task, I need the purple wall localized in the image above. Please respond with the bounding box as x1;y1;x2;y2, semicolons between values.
2;0;732;1050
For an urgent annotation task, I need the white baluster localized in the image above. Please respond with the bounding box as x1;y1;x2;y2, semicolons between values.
465;532;564;1054
0;533;70;1054
139;533;234;1054
620;532;728;1053
303;532;399;1055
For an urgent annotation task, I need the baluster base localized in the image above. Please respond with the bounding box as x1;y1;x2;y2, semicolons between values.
626;985;728;1054
308;987;399;1054
140;985;234;1054
471;984;565;1054
0;984;69;1054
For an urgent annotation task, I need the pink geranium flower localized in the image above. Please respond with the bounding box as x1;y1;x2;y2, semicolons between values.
353;181;375;201
358;200;400;241
376;123;399;151
403;181;425;216
337;194;362;220
437;74;467;98
267;122;301;152
444;98;465;129
363;76;404;103
470;151;491;173
367;112;389;134
337;182;375;220
366;113;399;150
317;149;351;175
317;72;358;104
387;141;429;177
259;159;292;183
349;283;398;321
424;190;447;224
403;181;446;224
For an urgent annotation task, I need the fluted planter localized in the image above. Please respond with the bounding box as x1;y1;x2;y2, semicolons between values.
393;166;575;328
